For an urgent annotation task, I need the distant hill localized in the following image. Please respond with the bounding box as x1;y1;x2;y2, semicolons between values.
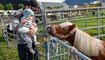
64;0;98;6
0;0;27;10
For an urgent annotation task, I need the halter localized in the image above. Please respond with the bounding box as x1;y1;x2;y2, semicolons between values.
51;25;77;40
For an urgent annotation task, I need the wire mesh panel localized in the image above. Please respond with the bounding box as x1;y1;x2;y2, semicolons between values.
49;38;71;60
48;36;91;60
1;19;17;48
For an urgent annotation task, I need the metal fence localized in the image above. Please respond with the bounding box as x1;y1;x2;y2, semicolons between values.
45;7;105;39
1;7;105;60
48;36;91;60
44;7;105;60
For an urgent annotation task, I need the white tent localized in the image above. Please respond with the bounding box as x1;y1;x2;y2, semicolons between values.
36;0;65;3
37;0;67;9
90;1;100;4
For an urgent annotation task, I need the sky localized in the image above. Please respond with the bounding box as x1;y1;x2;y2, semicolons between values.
36;0;65;3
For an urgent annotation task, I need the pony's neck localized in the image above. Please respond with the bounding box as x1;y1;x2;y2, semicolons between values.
74;29;104;56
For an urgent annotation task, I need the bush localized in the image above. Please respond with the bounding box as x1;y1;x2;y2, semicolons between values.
18;4;24;9
5;3;13;10
0;3;4;10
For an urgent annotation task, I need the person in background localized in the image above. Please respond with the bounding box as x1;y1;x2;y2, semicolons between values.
11;0;39;60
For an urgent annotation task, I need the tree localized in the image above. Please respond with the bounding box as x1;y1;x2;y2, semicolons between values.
0;3;4;10
18;4;24;9
5;3;13;10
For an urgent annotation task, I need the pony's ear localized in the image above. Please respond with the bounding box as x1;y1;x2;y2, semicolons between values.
69;24;76;30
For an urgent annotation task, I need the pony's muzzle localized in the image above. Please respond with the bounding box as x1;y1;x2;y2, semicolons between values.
46;26;52;34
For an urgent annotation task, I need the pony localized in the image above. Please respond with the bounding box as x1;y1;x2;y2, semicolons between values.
46;22;105;60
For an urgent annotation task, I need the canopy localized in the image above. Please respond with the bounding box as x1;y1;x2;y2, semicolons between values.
36;0;65;3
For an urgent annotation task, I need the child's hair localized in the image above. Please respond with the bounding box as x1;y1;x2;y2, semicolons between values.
23;9;34;17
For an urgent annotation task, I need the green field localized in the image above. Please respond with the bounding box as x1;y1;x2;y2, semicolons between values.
0;27;19;60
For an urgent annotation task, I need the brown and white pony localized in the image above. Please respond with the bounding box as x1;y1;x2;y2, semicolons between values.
46;22;105;60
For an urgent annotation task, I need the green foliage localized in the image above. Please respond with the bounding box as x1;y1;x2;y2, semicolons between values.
0;3;4;10
46;5;64;9
5;3;13;10
18;4;24;9
0;12;4;17
46;6;51;9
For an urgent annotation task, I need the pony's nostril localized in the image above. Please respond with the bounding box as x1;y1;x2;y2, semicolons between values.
46;27;52;34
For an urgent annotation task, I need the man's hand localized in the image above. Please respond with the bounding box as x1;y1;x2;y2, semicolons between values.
27;27;37;37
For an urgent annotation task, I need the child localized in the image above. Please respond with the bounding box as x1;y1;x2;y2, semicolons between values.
18;8;38;54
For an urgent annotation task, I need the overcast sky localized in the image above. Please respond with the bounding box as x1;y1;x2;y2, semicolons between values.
36;0;65;3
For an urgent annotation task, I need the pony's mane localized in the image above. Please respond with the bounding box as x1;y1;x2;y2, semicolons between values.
74;29;104;56
60;22;72;28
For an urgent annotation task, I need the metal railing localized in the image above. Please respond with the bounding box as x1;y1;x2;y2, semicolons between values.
49;36;91;60
1;7;105;60
44;7;105;60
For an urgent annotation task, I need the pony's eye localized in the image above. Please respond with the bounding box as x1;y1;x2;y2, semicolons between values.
62;28;66;30
62;27;69;30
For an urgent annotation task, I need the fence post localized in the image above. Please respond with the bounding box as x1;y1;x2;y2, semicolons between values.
41;9;50;60
85;10;87;28
5;20;10;48
45;41;50;60
1;19;3;37
97;8;100;39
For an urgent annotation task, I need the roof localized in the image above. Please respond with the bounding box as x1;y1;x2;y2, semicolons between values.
36;0;65;3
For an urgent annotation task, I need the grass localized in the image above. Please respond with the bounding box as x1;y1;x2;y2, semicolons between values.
73;17;105;40
0;27;19;60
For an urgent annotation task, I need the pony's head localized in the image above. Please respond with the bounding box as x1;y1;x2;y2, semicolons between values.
46;22;77;40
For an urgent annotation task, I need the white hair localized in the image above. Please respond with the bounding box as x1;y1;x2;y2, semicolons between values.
74;29;104;56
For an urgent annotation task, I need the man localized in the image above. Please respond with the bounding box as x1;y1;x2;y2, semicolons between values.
12;0;39;60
